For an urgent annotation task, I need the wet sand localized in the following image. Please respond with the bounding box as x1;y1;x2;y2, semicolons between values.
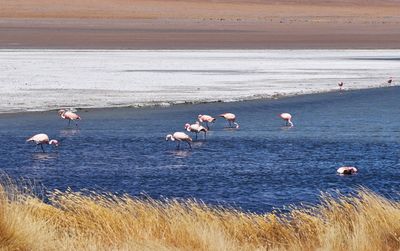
1;0;400;49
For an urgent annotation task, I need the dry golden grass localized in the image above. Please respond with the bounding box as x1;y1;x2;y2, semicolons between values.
0;179;399;251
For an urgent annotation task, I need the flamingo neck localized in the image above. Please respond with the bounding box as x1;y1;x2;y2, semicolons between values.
234;122;239;129
288;120;294;127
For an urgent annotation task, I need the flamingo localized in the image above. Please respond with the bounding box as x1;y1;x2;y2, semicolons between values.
198;114;216;130
338;82;344;91
219;113;239;128
337;166;358;175
280;113;294;127
166;132;192;150
26;133;59;152
58;109;81;127
185;122;208;140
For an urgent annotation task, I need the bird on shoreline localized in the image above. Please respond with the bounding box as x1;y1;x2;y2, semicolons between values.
166;132;192;150
58;109;81;127
198;114;216;130
26;133;59;153
337;166;358;175
219;113;239;128
338;81;344;91
280;113;294;127
185;122;208;140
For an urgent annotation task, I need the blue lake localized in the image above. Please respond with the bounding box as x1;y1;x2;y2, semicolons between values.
0;87;399;212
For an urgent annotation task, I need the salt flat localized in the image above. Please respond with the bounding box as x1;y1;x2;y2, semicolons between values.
0;50;399;113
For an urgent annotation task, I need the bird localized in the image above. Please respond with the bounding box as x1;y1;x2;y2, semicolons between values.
219;113;239;128
198;114;216;130
338;82;344;91
388;77;393;84
58;109;81;127
166;132;193;150
280;113;294;127
337;166;358;175
185;122;208;140
26;133;59;152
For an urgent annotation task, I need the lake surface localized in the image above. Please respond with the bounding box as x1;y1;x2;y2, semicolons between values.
0;87;399;212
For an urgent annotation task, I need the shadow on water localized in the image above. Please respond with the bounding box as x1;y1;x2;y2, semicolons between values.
0;87;400;212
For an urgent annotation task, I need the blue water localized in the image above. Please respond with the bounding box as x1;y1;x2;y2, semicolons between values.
0;87;399;212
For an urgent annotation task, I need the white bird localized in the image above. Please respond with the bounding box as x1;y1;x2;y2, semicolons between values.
166;132;193;150
337;166;358;175
219;113;239;128
26;133;59;152
280;113;294;127
185;122;208;140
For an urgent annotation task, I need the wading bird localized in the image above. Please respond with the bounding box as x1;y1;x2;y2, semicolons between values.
26;133;59;152
338;81;344;91
219;113;239;128
280;113;294;127
185;122;208;140
337;166;358;175
58;109;81;127
166;132;192;150
198;114;216;130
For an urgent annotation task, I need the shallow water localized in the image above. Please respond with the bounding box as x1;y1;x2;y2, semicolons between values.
0;87;399;212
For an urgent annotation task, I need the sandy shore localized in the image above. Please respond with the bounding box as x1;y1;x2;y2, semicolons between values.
1;0;400;49
0;49;398;113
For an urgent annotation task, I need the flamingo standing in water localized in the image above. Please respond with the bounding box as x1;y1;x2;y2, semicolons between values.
198;114;216;130
280;113;294;127
166;132;192;149
58;109;81;127
26;133;59;152
219;113;239;128
197;114;216;130
337;166;358;175
185;122;208;140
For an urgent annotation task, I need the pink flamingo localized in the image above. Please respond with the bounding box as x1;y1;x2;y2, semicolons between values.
58;109;81;127
219;113;239;128
166;132;192;149
185;122;208;140
337;166;358;175
280;113;294;127
26;133;59;152
198;114;216;130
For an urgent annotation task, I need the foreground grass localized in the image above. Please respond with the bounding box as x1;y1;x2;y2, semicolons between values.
0;182;399;251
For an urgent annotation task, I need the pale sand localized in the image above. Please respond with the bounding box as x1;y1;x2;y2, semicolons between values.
0;50;398;113
1;0;400;49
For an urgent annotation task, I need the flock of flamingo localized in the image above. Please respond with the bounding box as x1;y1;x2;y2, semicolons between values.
26;78;397;175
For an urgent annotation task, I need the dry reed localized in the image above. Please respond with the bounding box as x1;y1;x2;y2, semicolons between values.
0;179;399;251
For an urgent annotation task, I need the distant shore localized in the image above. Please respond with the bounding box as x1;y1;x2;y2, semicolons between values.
1;0;400;49
0;49;398;114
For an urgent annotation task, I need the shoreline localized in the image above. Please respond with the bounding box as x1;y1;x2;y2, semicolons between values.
1;49;398;115
0;85;397;116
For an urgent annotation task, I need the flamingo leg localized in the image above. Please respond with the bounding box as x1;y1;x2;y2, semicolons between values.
176;141;180;149
204;131;207;140
195;132;198;140
68;120;71;126
206;122;210;130
40;144;45;153
187;141;192;150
